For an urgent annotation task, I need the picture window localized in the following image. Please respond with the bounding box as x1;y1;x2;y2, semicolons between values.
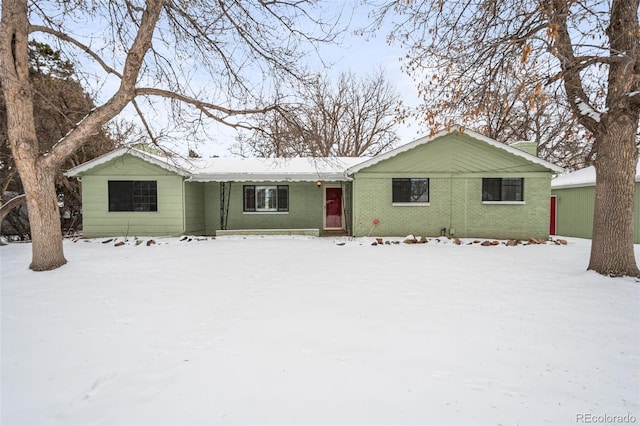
392;178;429;203
244;185;289;212
482;178;524;201
108;181;157;212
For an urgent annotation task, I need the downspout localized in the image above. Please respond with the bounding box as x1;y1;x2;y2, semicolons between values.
343;168;354;237
464;177;468;237
449;174;454;234
340;181;349;236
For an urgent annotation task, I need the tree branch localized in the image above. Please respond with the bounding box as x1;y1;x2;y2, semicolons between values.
29;24;123;78
42;0;164;170
547;0;601;134
135;86;279;128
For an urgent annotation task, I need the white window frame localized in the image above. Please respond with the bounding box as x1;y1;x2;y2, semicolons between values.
255;186;278;212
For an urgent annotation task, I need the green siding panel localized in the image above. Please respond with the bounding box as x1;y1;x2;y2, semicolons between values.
359;133;550;174
185;182;205;235
351;133;553;239
552;187;595;240
353;175;551;239
79;155;186;237
552;183;640;243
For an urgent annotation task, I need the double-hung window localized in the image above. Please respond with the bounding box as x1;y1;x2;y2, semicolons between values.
482;178;524;202
108;180;158;212
392;178;429;203
244;185;289;212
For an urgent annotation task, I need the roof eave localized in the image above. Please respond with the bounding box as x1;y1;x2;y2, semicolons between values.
187;173;352;183
65;147;190;177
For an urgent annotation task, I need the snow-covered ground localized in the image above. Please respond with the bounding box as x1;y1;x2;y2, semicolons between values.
1;236;638;426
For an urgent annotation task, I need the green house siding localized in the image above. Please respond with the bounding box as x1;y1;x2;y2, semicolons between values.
353;174;550;239
203;181;351;234
360;133;551;174
551;186;595;240
351;133;553;239
552;183;640;243
77;155;186;237
184;182;205;235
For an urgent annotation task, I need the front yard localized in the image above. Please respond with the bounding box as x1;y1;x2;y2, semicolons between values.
1;236;638;425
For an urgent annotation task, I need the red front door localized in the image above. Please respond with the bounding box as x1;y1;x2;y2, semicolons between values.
325;187;343;228
550;195;557;235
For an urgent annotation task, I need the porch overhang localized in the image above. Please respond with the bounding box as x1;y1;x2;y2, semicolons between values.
187;172;352;182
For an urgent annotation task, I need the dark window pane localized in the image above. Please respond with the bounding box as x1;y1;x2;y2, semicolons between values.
243;185;255;212
132;181;157;211
277;185;289;212
482;178;502;201
392;179;411;202
482;178;524;201
108;181;157;212
502;178;524;201
109;181;133;211
393;178;428;202
410;179;429;202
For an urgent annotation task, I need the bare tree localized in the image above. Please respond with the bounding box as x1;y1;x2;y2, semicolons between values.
368;0;640;277
235;70;400;157
455;70;593;170
1;41;118;239
0;0;341;270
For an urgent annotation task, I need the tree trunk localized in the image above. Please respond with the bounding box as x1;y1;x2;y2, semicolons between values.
21;165;67;270
588;120;639;277
587;0;640;277
1;0;67;270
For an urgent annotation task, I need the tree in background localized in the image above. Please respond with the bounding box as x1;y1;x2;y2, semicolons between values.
0;0;340;270
411;66;592;170
369;0;640;277
234;70;400;158
0;41;117;238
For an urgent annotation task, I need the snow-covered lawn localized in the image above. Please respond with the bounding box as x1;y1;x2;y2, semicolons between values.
1;236;638;425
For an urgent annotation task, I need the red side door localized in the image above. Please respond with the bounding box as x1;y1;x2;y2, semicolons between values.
550;195;557;235
325;187;343;229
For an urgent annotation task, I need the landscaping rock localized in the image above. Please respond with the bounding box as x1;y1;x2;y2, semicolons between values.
528;237;547;244
403;235;418;244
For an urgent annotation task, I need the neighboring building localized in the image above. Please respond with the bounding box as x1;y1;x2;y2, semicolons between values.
66;127;563;239
551;162;640;243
